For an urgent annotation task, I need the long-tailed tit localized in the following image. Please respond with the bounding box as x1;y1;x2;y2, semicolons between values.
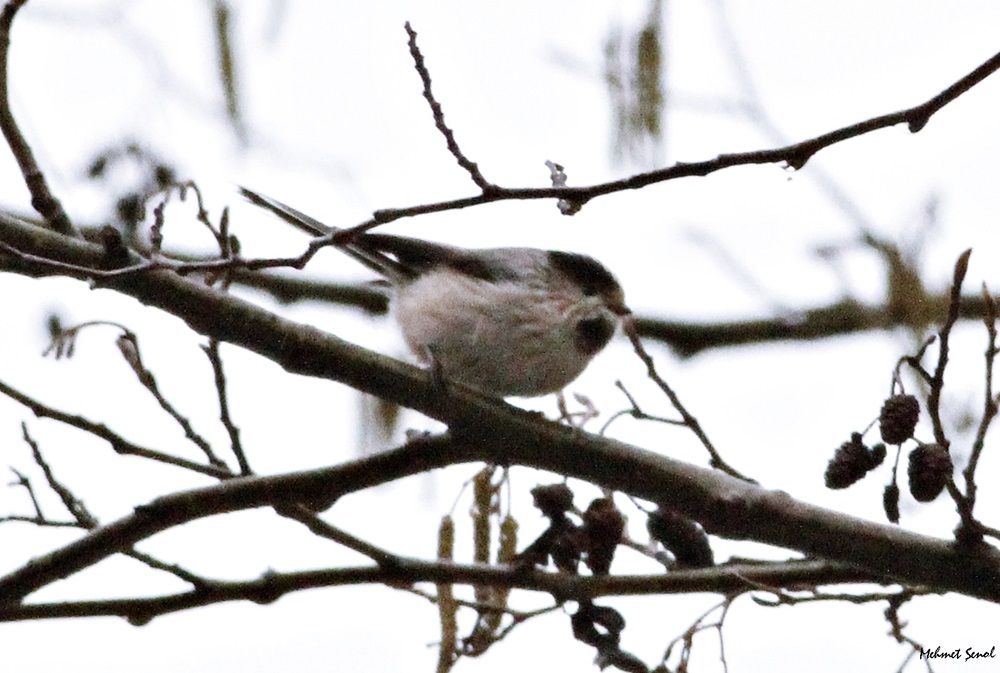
240;187;630;397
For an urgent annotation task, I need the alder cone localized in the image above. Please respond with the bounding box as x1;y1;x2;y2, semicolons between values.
879;394;920;444
825;433;885;489
907;443;953;502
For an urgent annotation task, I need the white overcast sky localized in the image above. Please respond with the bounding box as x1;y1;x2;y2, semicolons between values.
2;2;1000;672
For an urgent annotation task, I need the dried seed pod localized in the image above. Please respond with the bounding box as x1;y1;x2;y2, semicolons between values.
436;516;458;673
825;433;885;489
513;516;580;572
530;483;575;519
581;498;625;575
647;507;714;568
883;482;900;524
550;520;583;573
879;394;920;444
907;443;953;502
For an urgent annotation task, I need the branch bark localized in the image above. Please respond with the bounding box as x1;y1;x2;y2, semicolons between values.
0;559;876;624
0;426;998;606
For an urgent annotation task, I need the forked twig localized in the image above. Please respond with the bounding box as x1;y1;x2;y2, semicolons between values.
620;316;753;482
404;22;492;192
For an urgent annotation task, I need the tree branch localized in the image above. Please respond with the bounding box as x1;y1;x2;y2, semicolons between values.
404;22;491;191
1;431;999;606
0;375;232;479
336;45;1000;237
0;558;880;624
0;0;77;237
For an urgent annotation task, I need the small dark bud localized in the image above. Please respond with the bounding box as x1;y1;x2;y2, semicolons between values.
530;483;575;519
907;443;953;502
125;612;153;627
879;394;920;444
883;483;900;524
647;507;714;568
99;225;131;268
116;193;145;228
87;155;108;178
825;432;884;489
45;313;63;341
153;163;176;188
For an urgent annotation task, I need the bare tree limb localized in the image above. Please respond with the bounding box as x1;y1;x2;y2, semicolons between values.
336;45;1000;237
0;375;231;478
202;339;251;475
18;423;221;590
404;22;491;191
0;558;881;624
1;432;999;605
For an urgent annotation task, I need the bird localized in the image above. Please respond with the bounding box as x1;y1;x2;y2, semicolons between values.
240;187;630;397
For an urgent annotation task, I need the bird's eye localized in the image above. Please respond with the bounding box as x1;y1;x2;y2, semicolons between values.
575;316;616;355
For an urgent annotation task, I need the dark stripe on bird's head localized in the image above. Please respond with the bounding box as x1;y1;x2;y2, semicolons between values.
547;251;620;296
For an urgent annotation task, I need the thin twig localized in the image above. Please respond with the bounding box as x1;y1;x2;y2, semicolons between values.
115;330;228;469
273;503;401;567
0;377;230;478
121;548;215;591
0;558;874;624
0;514;79;527
964;283;999;516
620;316;753;482
404;22;492;192
22;423;97;528
0;235;319;278
662;596;735;673
18;423;217;589
337;45;1000;238
753;586;936;607
894;336;937;391
926;249;971;445
8;468;39;515
885;593;934;673
0;0;77;236
203;339;251;475
599;380;686;435
405;584;559;619
922;251;981;537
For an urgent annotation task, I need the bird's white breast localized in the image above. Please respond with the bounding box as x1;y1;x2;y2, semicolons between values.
393;269;608;397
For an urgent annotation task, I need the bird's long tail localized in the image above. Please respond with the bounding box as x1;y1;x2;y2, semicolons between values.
239;186;410;280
